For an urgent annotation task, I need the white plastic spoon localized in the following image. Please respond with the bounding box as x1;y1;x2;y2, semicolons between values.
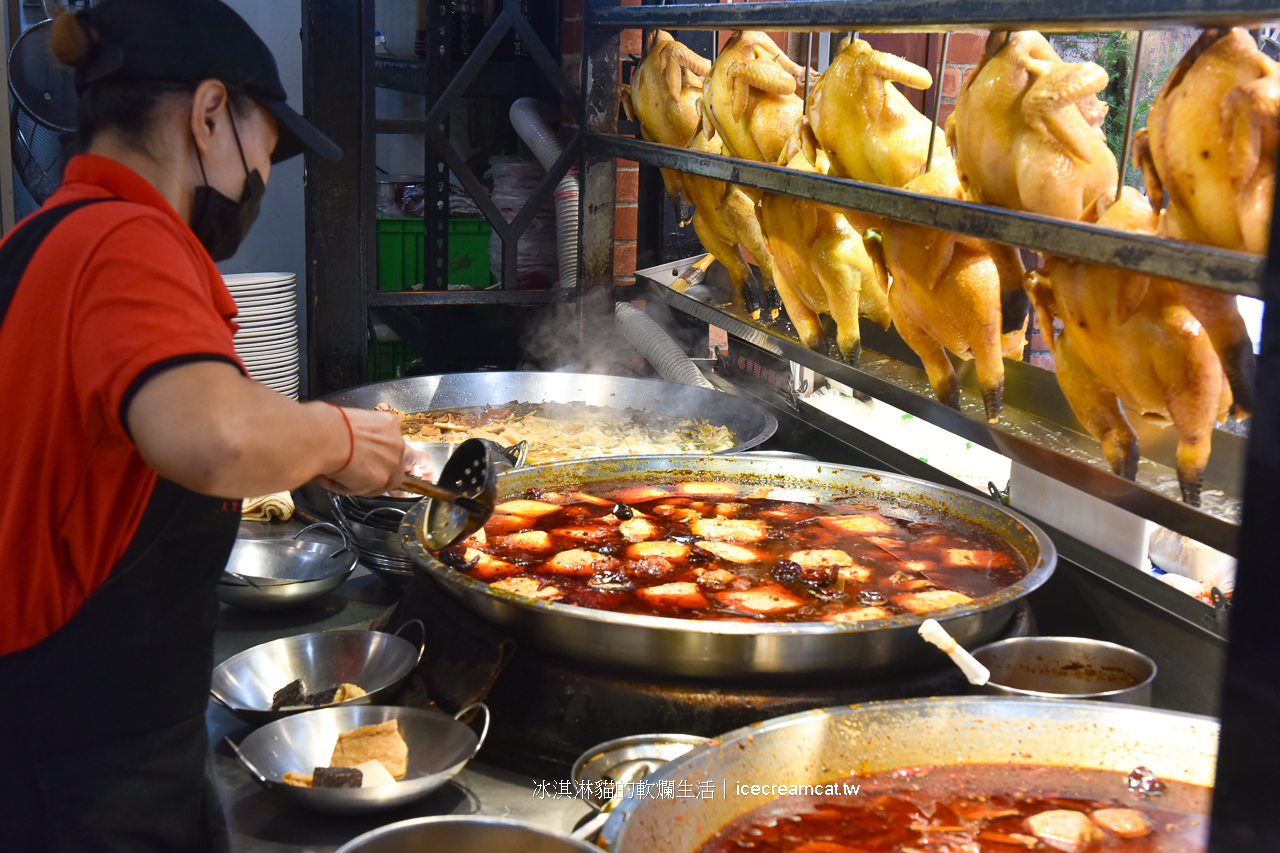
919;618;991;686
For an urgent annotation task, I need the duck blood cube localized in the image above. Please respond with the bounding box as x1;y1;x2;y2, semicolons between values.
312;766;363;788
271;679;306;711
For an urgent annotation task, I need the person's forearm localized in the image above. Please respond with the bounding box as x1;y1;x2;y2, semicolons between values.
127;361;351;497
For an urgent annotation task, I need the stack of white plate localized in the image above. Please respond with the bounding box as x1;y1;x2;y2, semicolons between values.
224;273;300;399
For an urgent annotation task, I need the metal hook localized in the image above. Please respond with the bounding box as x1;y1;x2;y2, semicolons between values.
925;32;952;174
1117;30;1147;199
803;32;813;102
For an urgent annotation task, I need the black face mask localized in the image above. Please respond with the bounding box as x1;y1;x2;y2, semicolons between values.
190;110;265;262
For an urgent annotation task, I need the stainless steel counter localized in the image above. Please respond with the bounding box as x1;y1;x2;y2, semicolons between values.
207;520;591;853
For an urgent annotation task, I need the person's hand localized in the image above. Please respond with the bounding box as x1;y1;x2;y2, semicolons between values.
317;406;408;496
383;444;435;498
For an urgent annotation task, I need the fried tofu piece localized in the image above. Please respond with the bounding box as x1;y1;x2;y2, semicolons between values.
788;549;854;567
610;486;672;503
551;526;614;543
696;541;767;563
282;772;314;788
758;504;823;523
716;584;806;615
636;581;709;609
893;589;974;614
690;518;769;543
693;567;741;587
493;530;556;553
901;560;936;574
490;576;562;600
1090;808;1152;838
817;515;895;535
677;481;740;496
462;528;486;546
821;606;893;623
1025;810;1104;852
943;548;1017;570
837;564;873;583
484;514;533;535
462;547;522;581
329;720;408;779
541;549;620;576
568;491;616;507
495;500;565;517
714;502;749;517
619;517;662;542
332;683;366;703
627;541;690;560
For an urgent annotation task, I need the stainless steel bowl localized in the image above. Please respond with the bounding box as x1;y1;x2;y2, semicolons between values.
218;523;357;611
403;455;1056;679
600;696;1218;852
572;734;710;810
209;622;425;724
229;704;489;814
336;816;601;853
972;636;1158;704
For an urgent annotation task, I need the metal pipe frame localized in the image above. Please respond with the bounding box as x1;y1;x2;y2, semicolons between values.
587;133;1264;296
589;0;1279;33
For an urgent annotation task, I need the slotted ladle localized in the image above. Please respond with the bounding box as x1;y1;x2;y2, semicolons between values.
397;437;498;549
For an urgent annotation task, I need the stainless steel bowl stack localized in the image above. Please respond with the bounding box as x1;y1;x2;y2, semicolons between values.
328;494;417;589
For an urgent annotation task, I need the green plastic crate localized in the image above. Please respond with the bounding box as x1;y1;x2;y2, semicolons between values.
376;217;496;290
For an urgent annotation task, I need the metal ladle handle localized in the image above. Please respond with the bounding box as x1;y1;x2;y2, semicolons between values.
400;474;487;515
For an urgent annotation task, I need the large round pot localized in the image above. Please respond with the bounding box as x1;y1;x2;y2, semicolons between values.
401;455;1056;679
599;696;1218;852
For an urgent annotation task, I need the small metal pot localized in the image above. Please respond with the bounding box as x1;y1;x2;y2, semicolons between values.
218;523;357;611
336;816;600;853
971;636;1157;704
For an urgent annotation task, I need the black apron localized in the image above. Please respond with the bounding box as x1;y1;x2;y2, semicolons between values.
0;200;241;851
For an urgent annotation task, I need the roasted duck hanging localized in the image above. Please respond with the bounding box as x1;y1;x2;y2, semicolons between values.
622;31;779;319
1024;188;1233;507
947;31;1118;220
758;122;892;365
807;37;951;187
878;159;1028;424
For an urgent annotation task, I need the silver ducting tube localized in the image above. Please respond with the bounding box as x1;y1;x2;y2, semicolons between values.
615;302;717;390
509;97;578;290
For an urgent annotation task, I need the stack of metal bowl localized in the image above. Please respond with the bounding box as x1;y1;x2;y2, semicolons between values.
328;494;418;589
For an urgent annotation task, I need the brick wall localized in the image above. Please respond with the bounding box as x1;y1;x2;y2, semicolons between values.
937;30;986;127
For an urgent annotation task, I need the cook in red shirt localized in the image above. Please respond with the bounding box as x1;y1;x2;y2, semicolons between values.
0;1;425;848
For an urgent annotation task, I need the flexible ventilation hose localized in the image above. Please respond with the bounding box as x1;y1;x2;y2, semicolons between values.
615;302;717;390
509;98;578;290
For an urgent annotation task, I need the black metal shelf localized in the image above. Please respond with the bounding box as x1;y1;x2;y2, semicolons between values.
639;255;1246;556
591;134;1264;297
374;56;560;99
589;0;1279;33
368;289;578;306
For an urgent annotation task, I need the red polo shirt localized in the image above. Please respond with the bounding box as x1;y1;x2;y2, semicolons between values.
0;155;242;655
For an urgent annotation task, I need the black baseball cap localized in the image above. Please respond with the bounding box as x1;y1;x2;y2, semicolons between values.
73;0;341;163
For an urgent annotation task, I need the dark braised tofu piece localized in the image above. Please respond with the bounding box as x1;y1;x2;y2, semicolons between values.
271;679;306;711
311;766;364;788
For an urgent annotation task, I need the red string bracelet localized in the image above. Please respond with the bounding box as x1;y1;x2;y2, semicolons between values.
328;403;355;474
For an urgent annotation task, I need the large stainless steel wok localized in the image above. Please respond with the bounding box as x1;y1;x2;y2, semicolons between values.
321;371;778;455
401;455;1056;679
598;696;1218;852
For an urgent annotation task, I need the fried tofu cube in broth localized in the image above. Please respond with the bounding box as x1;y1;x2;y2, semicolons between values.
495;499;566;517
568;492;616;507
695;541;767;563
817;515;895;535
609;486;672;504
758;504;823;523
787;549;853;568
462;548;521;581
837;564;873;583
541;549;621;576
490;576;562;600
901;560;936;574
1089;808;1152;838
1024;810;1104;852
821;606;894;623
715;584;806;615
626;541;690;560
693;567;741;588
484;514;535;535
714;502;749;517
893;589;974;614
676;481;740;497
624;556;677;580
493;530;556;554
690;518;769;543
943;548;1017;570
462;528;486;546
551;526;614;544
619;517;662;542
636;582;710;610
